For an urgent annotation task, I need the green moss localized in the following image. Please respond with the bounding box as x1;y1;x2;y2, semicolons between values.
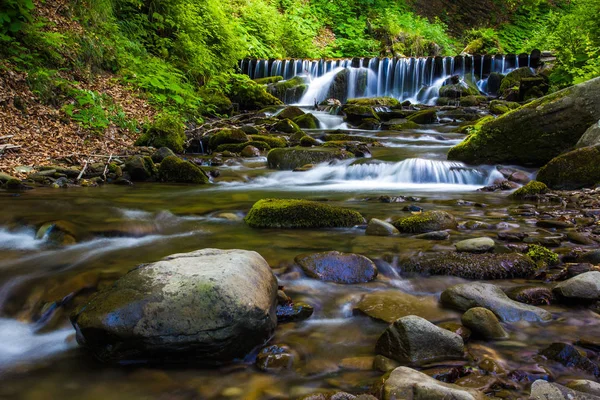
254;76;283;85
439;82;480;98
158;156;209;184
510;180;548;199
277;106;305;120
358;118;381;130
324;134;378;144
244;198;365;229
273;119;302;134
459;95;487;107
490;100;520;115
300;136;319;147
346;97;400;107
267;147;352;170
294;113;320;129
249;135;287;148
135;113;186;153
215;141;271;153
388;121;420;130
228;75;283;110
208;129;249;150
125;155;157;181
526;245;559;267
268;76;308;102
342;105;379;124
407;109;437;124
499;67;534;98
392;211;457;233
197;88;233;116
536;145;600;190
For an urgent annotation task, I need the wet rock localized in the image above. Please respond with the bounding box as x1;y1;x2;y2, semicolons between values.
537;145;600;190
125;155;156;181
267;147;353;170
567;232;596;245
553;271;600;300
455;237;495;253
158;156;209;184
276;302;314;323
392;211;457;234
208;128;249;150
422;366;464;383
71;249;278;364
536;219;574;229
479;179;519;192
454;373;502;392
375;316;464;366
504;285;554;305
539;343;600;377
527;244;559;267
151;147;176;163
413;230;450;240
294;113;320;129
407;109;438;124
438;322;472;342
497;231;529;242
576;119;600;148
338;356;374;371
441;282;552;322
36;220;77;245
341;104;379;125
277;106;305;120
373;355;400;372
245;198;364;229
461;307;508;340
241;145;261;157
365;218;399;236
575;249;600;264
354;290;449;323
295;251;377;284
510;180;549;199
273;118;302;134
401;252;537;280
256;344;297;372
566;380;600;397
382;367;485;400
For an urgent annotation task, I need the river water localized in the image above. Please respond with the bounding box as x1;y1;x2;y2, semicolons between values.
0;109;598;399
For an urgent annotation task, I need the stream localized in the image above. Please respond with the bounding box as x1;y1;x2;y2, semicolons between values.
0;109;598;399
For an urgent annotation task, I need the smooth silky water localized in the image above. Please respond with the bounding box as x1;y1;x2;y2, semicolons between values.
0;112;598;399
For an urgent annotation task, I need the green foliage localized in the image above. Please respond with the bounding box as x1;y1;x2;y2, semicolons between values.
135;113;186;153
0;0;34;40
62;88;137;132
464;28;503;54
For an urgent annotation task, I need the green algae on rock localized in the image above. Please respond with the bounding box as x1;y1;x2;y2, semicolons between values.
346;97;400;107
277;106;305;120
448;77;600;166
125;155;157;182
293;113;320;129
510;180;548;199
407;109;438;124
267;147;353;170
392;210;457;234
135;114;186;153
208;128;249;150
158;156;209;184
245;199;365;229
526;245;559;267
537;145;600;190
248;135;287;149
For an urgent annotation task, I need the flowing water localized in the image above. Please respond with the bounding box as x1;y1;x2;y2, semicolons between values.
0;109;598;399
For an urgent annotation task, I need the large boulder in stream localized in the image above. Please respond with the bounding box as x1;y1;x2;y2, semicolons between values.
401;252;537;280
244;199;365;229
295;251;377;284
70;249;278;364
392;211;457;234
448;77;600;166
441;282;552;322
382;367;486;400
158;156;209;184
267;147;353;170
536;145;600;190
553;271;600;300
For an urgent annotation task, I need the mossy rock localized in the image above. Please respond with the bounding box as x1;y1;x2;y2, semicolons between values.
158;156;209;184
407;109;438;124
510;181;548;199
36;220;78;245
358;118;381;130
463;38;484;54
439;82;480;98
347;97;400;107
499;67;534;99
489;100;520;115
249;135;287;148
387;121;420;130
244;199;365;229
151;147;176;163
273;119;302;134
520;77;549;101
324;134;378;144
294;113;320;129
448;77;600;167
299;136;319;147
197;88;233;116
254;76;283;85
216;141;271;153
459;96;487;107
208;129;249;150
125;155;157;182
526;245;559;267
341;105;379;125
277;106;305;120
536;145;600;190
229;75;283;110
267;76;308;104
267;147;352;170
392;211;457;234
135;114;186;153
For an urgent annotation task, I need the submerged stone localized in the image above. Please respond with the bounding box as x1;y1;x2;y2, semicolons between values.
540;343;600;377
353;290;449;323
295;251;377;284
392;211;457;234
365;218;399;236
267;147;353;170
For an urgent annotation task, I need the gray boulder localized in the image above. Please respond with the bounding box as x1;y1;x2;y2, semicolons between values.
566;380;600;397
375;315;464;366
530;380;600;400
576;119;600;148
71;249;278;364
553;271;600;300
382;366;486;400
441;282;552;322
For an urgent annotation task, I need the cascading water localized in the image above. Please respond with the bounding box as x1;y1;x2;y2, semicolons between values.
241;52;541;105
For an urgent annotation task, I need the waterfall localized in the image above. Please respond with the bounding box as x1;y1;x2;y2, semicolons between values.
243;51;538;104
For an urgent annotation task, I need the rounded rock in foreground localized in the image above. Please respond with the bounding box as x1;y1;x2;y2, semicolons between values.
365;218;399;237
553;271;600;300
71;249;278;364
461;307;508;340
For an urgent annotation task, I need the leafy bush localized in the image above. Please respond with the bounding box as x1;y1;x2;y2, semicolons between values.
135;112;186;153
62;89;137;132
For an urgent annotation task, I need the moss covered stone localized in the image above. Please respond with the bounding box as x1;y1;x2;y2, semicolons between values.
151;147;176;163
341;104;379;125
158;156;209;184
216;141;271;153
407;109;438;124
459;96;487;107
245;199;365;229
125;155;157;182
249;135;287;148
299;136;319;147
526;245;559;267
447;77;600;166
293;113;320;129
135;114;186;153
229;75;283;110
197;88;233;116
323;134;378;144
346;97;400;107
273;118;302;134
387;121;420;130
267;76;308;103
537;145;600;190
208;129;249;150
254;76;283;85
277;106;305;120
489;100;520;115
392;211;457;233
499;67;534;98
358;118;381;130
267;147;352;170
510;180;548;199
439;82;480;98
